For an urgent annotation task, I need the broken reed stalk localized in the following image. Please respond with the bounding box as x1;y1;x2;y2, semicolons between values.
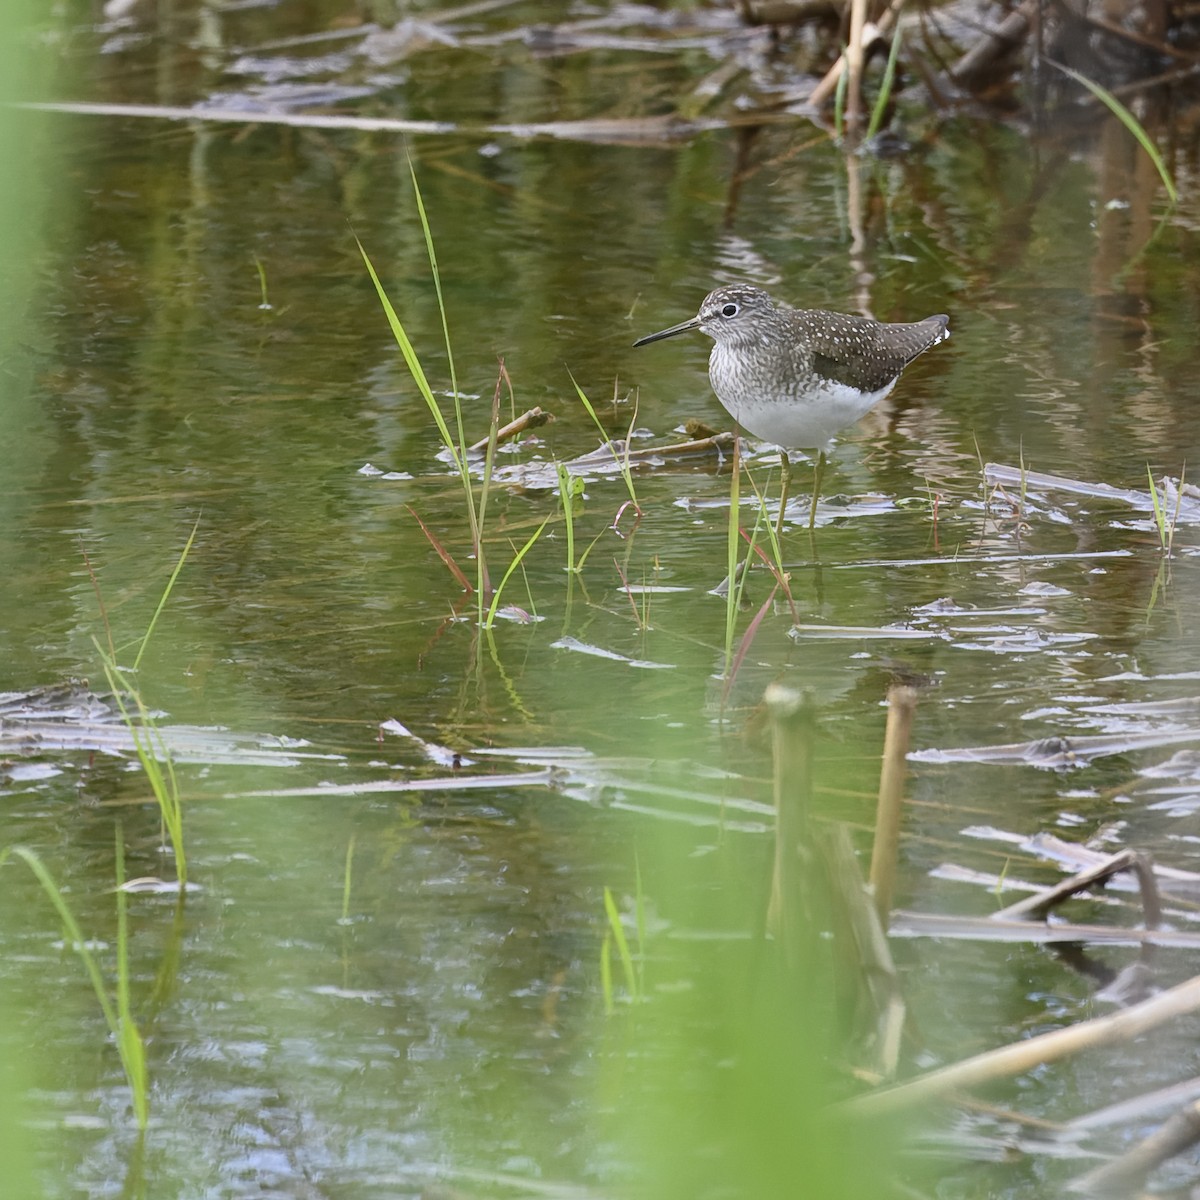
843;972;1200;1119
765;683;816;967
992;848;1162;928
821;823;906;1080
808;0;906;107
844;0;869;130
868;685;917;925
467;406;553;454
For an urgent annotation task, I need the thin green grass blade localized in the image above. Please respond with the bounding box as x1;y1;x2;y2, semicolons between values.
569;372;639;508
356;240;461;468
114;831;149;1130
724;441;743;668
98;653;187;887
556;461;578;574
603;886;638;1001
407;156;463;441
633;854;646;996
7;844;150;1130
1054;63;1178;203
600;932;615;1016
485;516;552;628
253;254;271;309
132;517;198;672
1170;463;1186;555
7;847;121;1035
866;28;902;141
576;525;608;572
1147;463;1167;551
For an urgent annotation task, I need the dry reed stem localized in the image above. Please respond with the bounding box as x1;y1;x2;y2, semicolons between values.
868;684;917;925
845;0;870;129
822;823;906;1079
992;848;1161;927
808;0;906;106
842;973;1200;1119
467;406;553;453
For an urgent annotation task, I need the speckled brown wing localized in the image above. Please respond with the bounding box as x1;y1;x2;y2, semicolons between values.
799;311;950;394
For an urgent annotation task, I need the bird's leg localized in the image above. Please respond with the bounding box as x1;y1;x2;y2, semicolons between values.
807;450;826;530
775;451;791;541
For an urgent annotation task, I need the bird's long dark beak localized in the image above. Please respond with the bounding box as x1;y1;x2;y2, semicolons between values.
633;315;701;347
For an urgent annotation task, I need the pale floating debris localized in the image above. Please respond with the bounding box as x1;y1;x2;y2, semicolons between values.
890;911;1200;948
789;623;947;641
23;99;456;134
828;548;1130;570
0;684;341;767
550;635;673;669
358;462;412;481
911;599;1048;618
959;824;1027;843
474;744;594;761
620;584;692;595
1146;794;1200;816
985;462;1200;522
1019;581;1072;596
309;985;393;1004
1140;749;1200;779
378;718;473;768
948;629;1097;653
911;729;1200;769
231;769;559;798
490;605;545;624
1082;697;1200;718
116;877;191;895
929;862;1046;895
2;763;62;782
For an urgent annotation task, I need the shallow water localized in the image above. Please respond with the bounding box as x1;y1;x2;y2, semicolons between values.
3;3;1200;1197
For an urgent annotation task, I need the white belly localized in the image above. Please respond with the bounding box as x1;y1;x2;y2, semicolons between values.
712;373;895;453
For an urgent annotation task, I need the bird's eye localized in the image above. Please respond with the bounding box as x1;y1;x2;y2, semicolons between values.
721;303;739;318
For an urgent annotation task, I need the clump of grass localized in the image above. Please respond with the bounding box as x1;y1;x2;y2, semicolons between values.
1147;464;1184;558
570;374;642;533
357;161;489;621
4;835;149;1131
97;664;187;888
84;524;196;889
361;165;559;625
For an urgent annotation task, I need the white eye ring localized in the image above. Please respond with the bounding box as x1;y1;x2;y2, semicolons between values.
721;303;739;318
